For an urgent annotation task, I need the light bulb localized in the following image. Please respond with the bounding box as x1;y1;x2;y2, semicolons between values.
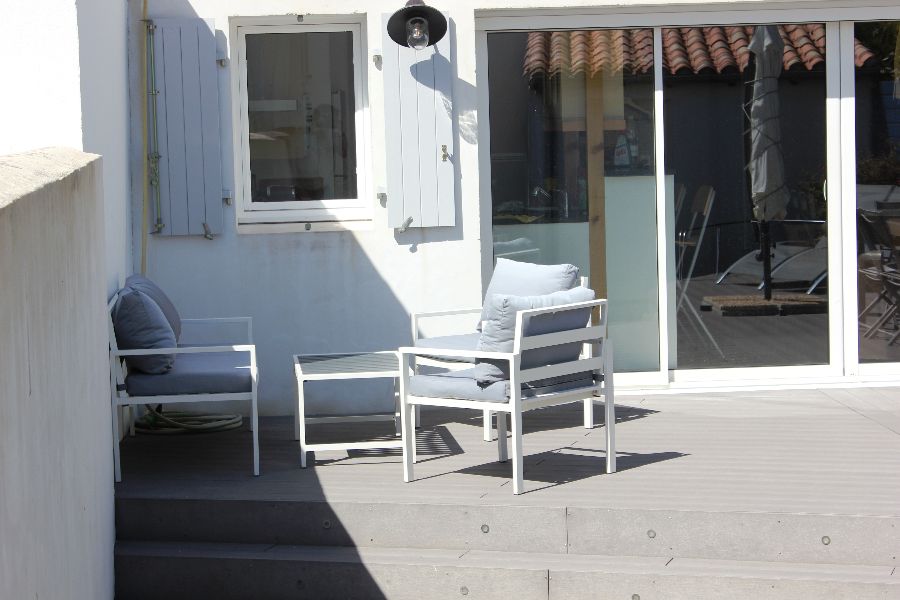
406;17;429;50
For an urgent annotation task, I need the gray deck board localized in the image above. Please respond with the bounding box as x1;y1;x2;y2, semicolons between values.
115;388;900;517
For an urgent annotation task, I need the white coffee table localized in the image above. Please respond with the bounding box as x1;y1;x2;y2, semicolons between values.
293;351;403;468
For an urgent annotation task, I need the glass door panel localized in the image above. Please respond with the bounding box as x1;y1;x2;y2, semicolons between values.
487;30;661;373
662;24;830;368
854;21;900;363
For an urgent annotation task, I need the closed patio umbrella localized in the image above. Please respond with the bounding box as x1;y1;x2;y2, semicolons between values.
746;25;789;299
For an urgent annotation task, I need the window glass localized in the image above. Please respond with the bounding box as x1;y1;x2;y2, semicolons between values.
855;21;900;363
662;24;830;369
488;30;660;373
245;31;357;204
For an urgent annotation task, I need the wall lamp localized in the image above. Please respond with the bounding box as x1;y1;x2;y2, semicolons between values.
386;0;446;50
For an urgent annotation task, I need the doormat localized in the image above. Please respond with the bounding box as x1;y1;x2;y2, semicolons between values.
700;293;828;317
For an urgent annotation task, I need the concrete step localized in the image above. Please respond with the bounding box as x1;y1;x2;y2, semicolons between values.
116;497;900;565
115;541;899;600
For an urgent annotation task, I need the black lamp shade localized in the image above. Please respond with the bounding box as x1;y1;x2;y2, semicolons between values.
386;2;447;48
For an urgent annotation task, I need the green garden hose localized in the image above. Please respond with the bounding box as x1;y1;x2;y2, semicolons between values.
136;404;243;435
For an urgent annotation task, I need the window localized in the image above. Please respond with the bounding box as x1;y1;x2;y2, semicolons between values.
487;30;661;373
234;19;369;226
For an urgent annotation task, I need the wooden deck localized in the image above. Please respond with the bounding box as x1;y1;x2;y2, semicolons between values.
117;387;900;514
114;387;900;598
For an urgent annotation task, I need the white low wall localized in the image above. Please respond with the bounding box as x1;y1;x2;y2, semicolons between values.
0;148;114;600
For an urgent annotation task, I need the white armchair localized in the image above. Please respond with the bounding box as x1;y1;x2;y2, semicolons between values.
107;276;258;482
411;259;589;441
400;293;614;495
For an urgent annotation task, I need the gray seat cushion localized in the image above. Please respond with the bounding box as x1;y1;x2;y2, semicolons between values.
125;351;252;396
113;289;176;374
414;332;480;363
125;274;182;340
478;259;579;329
408;365;595;403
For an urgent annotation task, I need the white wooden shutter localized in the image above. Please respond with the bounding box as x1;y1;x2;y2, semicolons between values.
151;19;223;237
382;14;455;229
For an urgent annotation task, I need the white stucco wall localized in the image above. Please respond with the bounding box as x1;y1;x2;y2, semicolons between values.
0;149;114;600
78;0;133;294
127;0;842;416
129;0;490;416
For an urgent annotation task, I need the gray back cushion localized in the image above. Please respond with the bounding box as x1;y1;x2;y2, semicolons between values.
125;274;181;340
477;286;595;375
113;289;176;374
479;259;579;330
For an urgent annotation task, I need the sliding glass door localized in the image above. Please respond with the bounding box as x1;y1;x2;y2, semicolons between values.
487;30;661;374
663;24;830;369
481;9;900;383
854;21;900;365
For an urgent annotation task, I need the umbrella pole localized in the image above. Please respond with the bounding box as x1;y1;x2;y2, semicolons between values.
760;219;773;300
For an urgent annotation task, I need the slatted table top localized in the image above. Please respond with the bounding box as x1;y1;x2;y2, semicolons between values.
293;351;400;380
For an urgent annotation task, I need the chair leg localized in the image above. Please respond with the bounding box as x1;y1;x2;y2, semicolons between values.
128;405;136;436
496;412;508;463
510;405;524;494
112;403;122;483
583;398;594;429
401;400;415;483
483;410;493;441
393;377;401;436
251;394;260;477
605;347;617;475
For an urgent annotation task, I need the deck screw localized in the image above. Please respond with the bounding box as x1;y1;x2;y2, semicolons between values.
822;536;831;545
481;524;490;534
632;595;641;600
647;530;656;539
322;519;332;529
460;586;469;595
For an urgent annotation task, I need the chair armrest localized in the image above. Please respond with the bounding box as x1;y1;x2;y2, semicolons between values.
412;307;482;319
411;307;481;341
397;346;515;362
113;344;255;356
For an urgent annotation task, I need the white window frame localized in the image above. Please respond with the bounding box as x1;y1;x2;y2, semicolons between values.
476;3;900;391
232;17;371;227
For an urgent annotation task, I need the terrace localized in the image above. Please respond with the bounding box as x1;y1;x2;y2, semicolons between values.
114;387;900;598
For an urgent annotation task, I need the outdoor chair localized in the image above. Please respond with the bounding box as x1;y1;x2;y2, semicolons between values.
410;258;588;441
675;184;716;307
399;290;614;495
108;275;259;482
674;185;722;356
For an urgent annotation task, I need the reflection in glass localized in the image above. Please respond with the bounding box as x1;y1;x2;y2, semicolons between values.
663;24;830;369
245;32;357;203
855;22;900;363
488;30;660;372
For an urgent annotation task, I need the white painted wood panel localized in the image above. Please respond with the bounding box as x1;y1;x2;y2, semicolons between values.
382;13;455;229
152;19;223;237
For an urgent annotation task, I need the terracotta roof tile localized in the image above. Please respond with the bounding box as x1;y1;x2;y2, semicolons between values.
523;25;876;78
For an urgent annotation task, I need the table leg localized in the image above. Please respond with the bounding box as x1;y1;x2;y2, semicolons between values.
298;378;308;468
